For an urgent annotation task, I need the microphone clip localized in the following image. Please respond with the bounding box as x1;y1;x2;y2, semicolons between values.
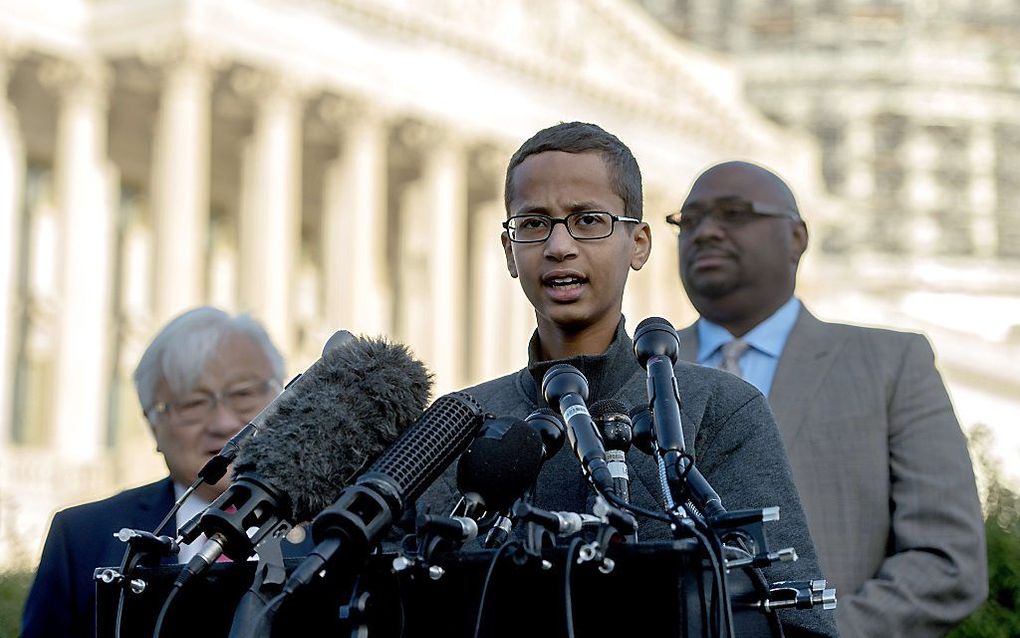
412;513;479;566
113;527;180;558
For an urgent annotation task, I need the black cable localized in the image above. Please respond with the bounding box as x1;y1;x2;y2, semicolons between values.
562;537;583;638
684;500;733;637
113;590;127;638
115;474;203;638
151;583;180;638
154;475;203;536
704;522;736;636
676;510;731;638
113;545;137;638
472;541;518;638
603;491;672;523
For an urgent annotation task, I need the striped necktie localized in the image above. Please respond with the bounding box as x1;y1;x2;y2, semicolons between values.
719;339;749;379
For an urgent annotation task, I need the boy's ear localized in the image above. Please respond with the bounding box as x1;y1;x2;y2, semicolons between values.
501;231;519;278
630;222;652;271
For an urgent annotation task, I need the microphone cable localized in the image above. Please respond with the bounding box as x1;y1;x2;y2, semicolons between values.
472;541;520;638
151;581;182;638
670;509;733;638
562;537;583;638
113;473;201;638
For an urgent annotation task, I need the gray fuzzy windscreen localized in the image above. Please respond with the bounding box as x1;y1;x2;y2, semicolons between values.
233;337;432;522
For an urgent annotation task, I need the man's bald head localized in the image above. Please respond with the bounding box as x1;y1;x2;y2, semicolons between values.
684;161;800;220
676;161;808;336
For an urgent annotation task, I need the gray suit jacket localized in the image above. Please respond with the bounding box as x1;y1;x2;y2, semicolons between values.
678;306;987;637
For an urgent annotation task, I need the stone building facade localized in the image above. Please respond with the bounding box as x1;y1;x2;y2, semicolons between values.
0;0;823;566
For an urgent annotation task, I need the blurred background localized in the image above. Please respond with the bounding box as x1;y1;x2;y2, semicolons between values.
0;0;1017;634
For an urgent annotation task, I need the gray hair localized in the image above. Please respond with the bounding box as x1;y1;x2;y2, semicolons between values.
133;306;285;416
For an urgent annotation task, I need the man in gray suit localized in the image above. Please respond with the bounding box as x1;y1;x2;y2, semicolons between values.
671;160;987;636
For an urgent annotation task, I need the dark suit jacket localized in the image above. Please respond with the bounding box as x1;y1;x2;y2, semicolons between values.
22;478;176;638
679;306;987;637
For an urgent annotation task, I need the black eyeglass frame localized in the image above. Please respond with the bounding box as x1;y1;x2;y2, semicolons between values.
665;198;800;233
501;211;642;243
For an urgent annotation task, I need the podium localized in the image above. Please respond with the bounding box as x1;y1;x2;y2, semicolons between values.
97;541;782;637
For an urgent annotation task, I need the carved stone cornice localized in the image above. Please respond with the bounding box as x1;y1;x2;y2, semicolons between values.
229;67;308;107
316;0;746;148
139;35;225;81
0;37;28;91
37;58;111;108
315;93;390;135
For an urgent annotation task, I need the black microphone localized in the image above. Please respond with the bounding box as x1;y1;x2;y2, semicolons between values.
455;410;565;515
628;404;656;456
283;392;485;595
457;409;565;547
524;408;566;460
511;502;602;536
416;513;479;543
629;405;726;517
633;317;689;501
173;336;431;586
541;364;615;498
590;400;632;506
456;416;547;516
196;330;356;486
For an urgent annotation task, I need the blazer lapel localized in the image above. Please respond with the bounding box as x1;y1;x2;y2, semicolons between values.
767;307;844;445
677;323;699;364
134;478;178;565
677;311;844;447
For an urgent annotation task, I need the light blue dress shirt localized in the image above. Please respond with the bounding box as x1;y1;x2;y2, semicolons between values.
696;297;801;397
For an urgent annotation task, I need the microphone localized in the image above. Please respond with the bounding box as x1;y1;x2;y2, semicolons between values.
456;409;565;515
629;406;725;518
173;336;431;586
541;364;615;498
633;317;690;504
456;409;565;547
416;513;479;543
523;408;567;460
195;330;356;486
456;416;547;516
511;502;601;536
589;400;632;506
283;392;485;595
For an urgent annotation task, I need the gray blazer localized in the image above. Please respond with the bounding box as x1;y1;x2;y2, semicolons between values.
678;306;988;637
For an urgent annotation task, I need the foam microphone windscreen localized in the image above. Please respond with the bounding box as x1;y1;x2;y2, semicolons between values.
589;399;629;422
232;337;432;522
456;416;546;512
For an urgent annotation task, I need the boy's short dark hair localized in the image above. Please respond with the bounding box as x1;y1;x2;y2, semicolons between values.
504;122;643;219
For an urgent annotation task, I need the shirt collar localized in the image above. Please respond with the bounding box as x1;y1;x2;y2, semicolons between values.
523;316;640;408
696;297;801;362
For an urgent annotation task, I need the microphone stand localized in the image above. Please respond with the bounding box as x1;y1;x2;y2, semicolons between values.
227;535;288;638
105;475;198;638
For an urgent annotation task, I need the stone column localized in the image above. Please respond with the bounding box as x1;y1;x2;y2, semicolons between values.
469;200;513;383
321;100;391;336
0;50;25;449
149;48;213;322
421;132;468;393
44;61;114;461
236;72;302;354
843;115;874;204
969;122;997;258
902;123;938;256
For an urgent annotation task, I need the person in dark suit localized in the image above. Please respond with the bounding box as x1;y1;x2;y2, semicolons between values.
671;161;988;636
22;307;285;638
